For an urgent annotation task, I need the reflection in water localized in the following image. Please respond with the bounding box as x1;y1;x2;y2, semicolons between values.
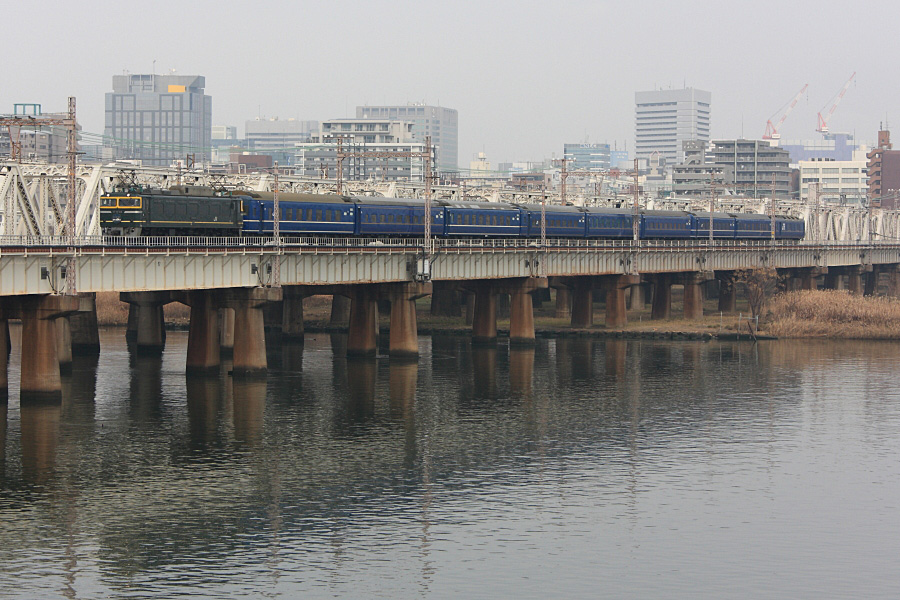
0;400;6;481
129;354;163;423
280;342;304;373
186;376;224;449
344;359;377;422
508;347;534;398
231;377;266;447
20;401;61;485
2;332;900;599
604;339;628;379
471;346;498;399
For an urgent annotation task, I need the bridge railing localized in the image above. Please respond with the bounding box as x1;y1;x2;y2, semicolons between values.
0;235;894;252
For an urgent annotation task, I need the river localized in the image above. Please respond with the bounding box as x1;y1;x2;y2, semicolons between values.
1;327;899;598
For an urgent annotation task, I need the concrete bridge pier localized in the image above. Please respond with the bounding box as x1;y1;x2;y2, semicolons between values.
430;281;461;317
219;308;235;356
651;274;672;320
716;272;737;312
121;292;172;355
847;266;863;295
282;286;306;341
682;273;706;320
509;279;545;346
798;268;818;291
330;294;351;327
603;275;639;328
628;282;646;311
182;291;222;374
56;317;73;374
385;282;431;359
0;313;7;399
470;282;498;345
570;277;595;328
69;293;101;356
887;265;900;297
221;287;282;376
18;295;81;401
864;266;878;296
125;303;138;341
346;285;379;357
554;286;572;320
824;269;843;290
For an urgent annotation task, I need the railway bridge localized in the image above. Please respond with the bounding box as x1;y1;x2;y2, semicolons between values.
2;235;900;401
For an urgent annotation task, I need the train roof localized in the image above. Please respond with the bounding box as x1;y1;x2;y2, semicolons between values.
691;211;737;218
247;191;353;204
581;207;633;215
641;210;693;217
518;203;585;213
442;200;521;210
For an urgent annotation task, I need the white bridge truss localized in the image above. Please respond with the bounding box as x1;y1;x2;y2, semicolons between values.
3;161;900;243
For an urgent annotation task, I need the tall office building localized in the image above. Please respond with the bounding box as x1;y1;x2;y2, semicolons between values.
356;103;457;173
104;74;212;166
635;88;710;165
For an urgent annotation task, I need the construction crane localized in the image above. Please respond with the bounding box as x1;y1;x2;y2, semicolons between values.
763;83;808;140
817;72;856;134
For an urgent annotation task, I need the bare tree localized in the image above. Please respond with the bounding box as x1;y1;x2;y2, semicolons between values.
733;267;784;319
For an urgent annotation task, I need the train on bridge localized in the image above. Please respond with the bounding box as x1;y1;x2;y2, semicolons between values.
99;186;805;241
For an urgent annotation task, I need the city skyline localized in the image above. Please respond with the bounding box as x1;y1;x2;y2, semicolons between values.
0;0;895;166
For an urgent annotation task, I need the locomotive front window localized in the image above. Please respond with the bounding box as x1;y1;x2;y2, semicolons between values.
119;197;141;208
101;197;117;207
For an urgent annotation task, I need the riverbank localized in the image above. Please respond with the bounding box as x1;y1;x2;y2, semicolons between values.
765;290;900;339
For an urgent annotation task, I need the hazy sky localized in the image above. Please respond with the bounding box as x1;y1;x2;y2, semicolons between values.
3;0;897;165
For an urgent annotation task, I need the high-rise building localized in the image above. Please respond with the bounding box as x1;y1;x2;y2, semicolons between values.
635;88;710;165
356;104;457;173
867;129;900;207
104;74;211;166
563;143;611;171
799;153;868;205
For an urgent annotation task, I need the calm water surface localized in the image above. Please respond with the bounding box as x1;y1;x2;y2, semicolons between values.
1;327;899;599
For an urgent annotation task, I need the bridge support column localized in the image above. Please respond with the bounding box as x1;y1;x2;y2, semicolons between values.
888;265;900;298
824;269;842;290
603;277;629;328
628;282;646;311
56;317;73;374
282;286;306;341
347;285;379;357
121;292;172;356
219;308;235;356
509;278;545;346
799;268;817;291
70;294;101;355
847;266;863;296
651;274;672;320
682;273;705;320
330;294;351;327
222;287;282;376
464;292;475;326
0;314;7;399
716;272;737;312
386;282;431;359
864;267;878;296
19;295;80;401
184;291;221;374
571;278;595;328
555;287;572;319
125;303;138;341
471;283;498;345
430;281;460;317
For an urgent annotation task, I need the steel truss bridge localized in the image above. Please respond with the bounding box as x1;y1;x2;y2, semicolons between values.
3;161;900;244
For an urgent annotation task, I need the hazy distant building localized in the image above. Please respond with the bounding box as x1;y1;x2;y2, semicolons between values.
244;117;317;165
212;125;237;141
610;149;630;169
294;118;429;181
104;74;211;166
672;140;732;196
356;104;457;173
711;139;791;197
867;129;900;207
799;153;868;205
563;143;611;171
635;88;710;165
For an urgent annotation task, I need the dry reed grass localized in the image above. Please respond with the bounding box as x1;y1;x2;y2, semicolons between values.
766;290;900;338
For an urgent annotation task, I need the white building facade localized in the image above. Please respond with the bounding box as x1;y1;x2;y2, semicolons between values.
635;88;710;165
